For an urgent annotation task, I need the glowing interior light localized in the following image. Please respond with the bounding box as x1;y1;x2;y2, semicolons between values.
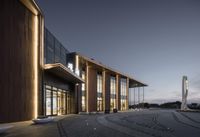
75;69;80;76
68;63;73;71
75;55;80;76
34;15;38;118
76;55;79;69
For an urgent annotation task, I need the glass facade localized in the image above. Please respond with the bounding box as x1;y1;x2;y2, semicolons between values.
44;28;69;66
120;78;127;110
45;88;51;115
43;28;132;114
81;71;86;111
97;73;103;111
44;85;72;116
110;76;116;110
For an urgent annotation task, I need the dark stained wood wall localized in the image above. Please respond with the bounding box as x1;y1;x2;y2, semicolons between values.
116;75;121;110
87;67;97;112
104;71;110;111
0;0;41;123
74;83;81;113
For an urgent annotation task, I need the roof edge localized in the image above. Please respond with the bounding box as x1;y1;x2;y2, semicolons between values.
71;52;147;87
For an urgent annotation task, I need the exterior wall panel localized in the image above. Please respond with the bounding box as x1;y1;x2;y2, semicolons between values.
0;0;41;123
87;67;97;112
116;75;121;110
104;71;110;111
75;84;82;113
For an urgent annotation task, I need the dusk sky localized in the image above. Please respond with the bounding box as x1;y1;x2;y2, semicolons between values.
36;0;200;104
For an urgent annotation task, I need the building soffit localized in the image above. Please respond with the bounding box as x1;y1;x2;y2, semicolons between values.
44;63;84;84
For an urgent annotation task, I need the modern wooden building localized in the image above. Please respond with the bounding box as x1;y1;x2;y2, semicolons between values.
0;0;147;123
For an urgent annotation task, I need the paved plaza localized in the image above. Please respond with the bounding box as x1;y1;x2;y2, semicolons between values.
1;109;200;137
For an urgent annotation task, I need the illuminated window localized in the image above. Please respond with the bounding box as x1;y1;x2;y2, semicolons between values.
110;76;116;110
45;85;68;116
68;63;73;71
97;73;103;111
120;78;127;110
75;68;80;76
81;71;86;111
46;89;51;115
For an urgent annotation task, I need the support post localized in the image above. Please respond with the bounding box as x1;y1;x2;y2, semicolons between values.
134;88;135;106
138;87;140;107
143;87;144;108
129;89;132;105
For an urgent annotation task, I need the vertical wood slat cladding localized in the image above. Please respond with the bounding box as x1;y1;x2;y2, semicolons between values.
116;75;121;110
0;0;40;123
87;67;97;112
102;71;106;111
104;71;110;111
70;86;76;114
38;15;44;116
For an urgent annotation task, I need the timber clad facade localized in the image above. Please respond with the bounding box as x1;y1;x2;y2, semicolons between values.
0;0;42;123
0;0;147;123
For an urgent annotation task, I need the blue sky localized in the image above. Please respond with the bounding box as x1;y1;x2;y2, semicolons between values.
37;0;200;104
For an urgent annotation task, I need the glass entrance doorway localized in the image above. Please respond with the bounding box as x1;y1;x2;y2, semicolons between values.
57;90;66;115
44;85;71;116
46;89;51;115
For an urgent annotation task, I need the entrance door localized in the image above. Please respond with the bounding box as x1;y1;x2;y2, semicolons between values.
46;89;51;115
97;99;103;111
45;85;69;116
58;90;67;115
62;92;66;114
66;92;71;114
57;91;62;115
52;91;57;115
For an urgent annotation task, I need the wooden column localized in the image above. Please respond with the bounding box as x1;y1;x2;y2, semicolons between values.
116;74;120;110
87;66;97;112
74;83;81;113
103;71;110;111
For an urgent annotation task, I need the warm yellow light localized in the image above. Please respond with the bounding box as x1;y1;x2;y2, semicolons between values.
75;55;80;76
76;55;79;69
40;17;44;66
34;15;38;118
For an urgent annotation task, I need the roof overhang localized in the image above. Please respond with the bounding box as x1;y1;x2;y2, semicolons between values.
129;78;148;88
69;52;148;87
44;63;84;84
20;0;42;16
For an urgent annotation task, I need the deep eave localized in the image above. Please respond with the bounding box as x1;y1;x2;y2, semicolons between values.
44;63;84;84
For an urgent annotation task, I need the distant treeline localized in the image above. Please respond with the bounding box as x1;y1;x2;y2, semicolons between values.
129;101;200;109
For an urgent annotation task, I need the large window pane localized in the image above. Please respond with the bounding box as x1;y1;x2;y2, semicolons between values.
97;74;103;111
46;89;51;115
53;91;57;115
110;76;116;110
81;71;86;111
120;78;127;110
